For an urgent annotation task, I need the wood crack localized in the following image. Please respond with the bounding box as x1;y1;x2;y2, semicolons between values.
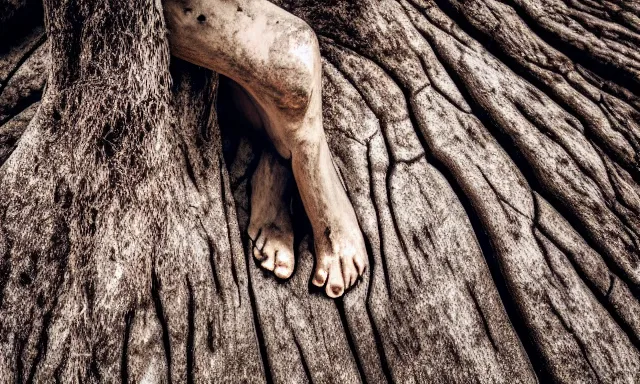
121;309;135;384
291;332;313;383
532;229;568;291
478;168;531;219
243;244;275;384
501;0;640;93
186;276;195;384
466;282;500;352
335;299;367;383
151;264;173;383
546;297;602;382
0;33;46;97
219;161;241;302
366;140;392;295
361;231;395;383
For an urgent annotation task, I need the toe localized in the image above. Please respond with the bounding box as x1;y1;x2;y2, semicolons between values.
342;259;358;289
248;223;260;243
354;253;367;276
312;256;331;287
251;230;268;262
274;249;294;279
260;241;276;271
261;257;275;271
254;230;266;251
253;245;265;262
326;261;344;298
274;266;292;279
312;268;328;287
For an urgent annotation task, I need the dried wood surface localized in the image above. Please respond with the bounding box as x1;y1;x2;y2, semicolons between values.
1;0;639;382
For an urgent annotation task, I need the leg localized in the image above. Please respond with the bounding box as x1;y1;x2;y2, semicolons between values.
225;78;296;279
164;0;367;297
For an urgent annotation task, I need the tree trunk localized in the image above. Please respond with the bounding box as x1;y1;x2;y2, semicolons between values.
1;0;639;382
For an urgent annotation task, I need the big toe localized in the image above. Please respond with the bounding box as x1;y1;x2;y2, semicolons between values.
274;248;295;279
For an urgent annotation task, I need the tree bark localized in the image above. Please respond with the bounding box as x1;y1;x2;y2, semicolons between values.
1;0;639;382
0;0;263;382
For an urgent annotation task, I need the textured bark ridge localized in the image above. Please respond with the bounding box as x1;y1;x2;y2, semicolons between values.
0;0;263;382
1;0;639;382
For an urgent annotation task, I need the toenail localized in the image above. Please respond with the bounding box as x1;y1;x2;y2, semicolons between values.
331;286;342;295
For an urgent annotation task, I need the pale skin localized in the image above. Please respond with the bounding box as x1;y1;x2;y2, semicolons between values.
164;0;367;297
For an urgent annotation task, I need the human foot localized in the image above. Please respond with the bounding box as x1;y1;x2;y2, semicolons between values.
164;0;367;294
311;216;368;298
293;141;368;298
248;150;295;279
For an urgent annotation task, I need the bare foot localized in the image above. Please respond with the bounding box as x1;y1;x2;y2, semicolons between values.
312;220;368;298
248;149;295;279
293;140;368;298
164;0;368;296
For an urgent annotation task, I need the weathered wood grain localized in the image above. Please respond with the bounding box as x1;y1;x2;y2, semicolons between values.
1;0;639;382
506;0;640;89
